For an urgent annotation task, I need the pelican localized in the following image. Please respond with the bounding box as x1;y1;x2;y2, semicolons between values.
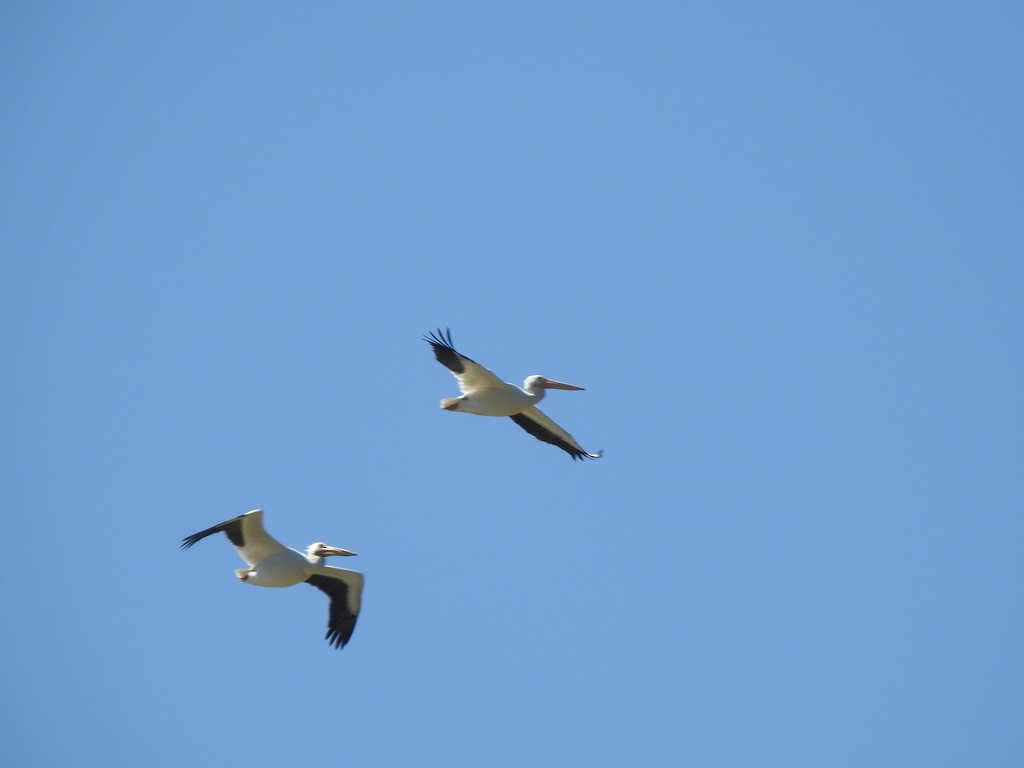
181;509;364;649
424;328;602;460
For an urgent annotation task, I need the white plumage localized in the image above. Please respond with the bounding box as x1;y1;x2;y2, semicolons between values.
181;509;364;649
424;328;602;460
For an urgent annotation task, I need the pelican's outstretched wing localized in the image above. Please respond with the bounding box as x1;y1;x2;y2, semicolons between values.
509;406;603;461
423;328;506;394
180;509;289;566
306;568;365;649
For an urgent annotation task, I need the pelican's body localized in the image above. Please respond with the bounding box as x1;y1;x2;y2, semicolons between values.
231;545;337;588
181;509;364;649
442;375;544;417
424;328;602;460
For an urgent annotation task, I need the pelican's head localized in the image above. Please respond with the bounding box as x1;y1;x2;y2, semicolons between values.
307;542;358;559
525;375;585;391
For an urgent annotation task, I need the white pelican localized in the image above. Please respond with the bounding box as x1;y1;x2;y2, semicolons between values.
181;509;364;649
424;328;602;460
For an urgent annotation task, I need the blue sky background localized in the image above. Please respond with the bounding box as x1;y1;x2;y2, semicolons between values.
3;2;1022;766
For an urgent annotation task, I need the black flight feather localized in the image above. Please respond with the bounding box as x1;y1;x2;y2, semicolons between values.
509;413;594;461
180;516;246;550
306;574;359;649
423;327;475;374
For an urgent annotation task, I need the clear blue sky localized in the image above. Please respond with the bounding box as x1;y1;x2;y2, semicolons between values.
3;3;1022;766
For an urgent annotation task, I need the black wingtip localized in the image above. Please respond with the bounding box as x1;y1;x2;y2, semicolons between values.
508;413;602;461
326;626;354;649
307;575;360;650
422;327;454;349
424;327;473;372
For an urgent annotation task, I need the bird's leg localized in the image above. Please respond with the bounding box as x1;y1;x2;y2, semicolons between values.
235;568;253;582
441;396;465;411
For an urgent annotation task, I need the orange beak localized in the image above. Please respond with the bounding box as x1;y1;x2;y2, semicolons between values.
539;378;585;391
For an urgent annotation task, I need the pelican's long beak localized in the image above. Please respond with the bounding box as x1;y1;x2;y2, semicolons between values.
540;378;585;391
322;546;358;557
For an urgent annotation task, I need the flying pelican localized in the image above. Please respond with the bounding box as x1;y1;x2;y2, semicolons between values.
424;328;602;460
181;509;364;649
